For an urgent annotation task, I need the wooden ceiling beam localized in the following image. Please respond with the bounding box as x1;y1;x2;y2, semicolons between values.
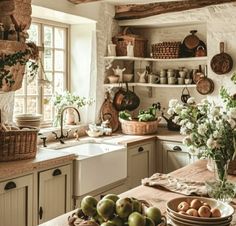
68;0;100;4
115;0;236;20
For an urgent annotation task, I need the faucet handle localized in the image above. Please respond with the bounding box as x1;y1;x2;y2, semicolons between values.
65;129;71;138
73;129;80;141
52;131;59;140
40;136;47;147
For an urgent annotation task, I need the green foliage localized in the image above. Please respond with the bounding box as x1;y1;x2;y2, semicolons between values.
231;71;236;84
220;86;236;109
138;106;157;122
0;49;38;88
119;111;131;120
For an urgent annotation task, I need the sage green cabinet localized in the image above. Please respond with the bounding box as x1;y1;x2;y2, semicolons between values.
0;174;34;226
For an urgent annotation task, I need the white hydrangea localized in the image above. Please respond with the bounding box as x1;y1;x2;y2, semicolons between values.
197;124;208;136
172;116;180;124
174;104;184;114
228;108;236;119
180;126;188;135
210;107;220;118
169;99;179;108
206;137;215;149
187;97;195;105
186;122;194;130
167;108;175;116
213;131;220;139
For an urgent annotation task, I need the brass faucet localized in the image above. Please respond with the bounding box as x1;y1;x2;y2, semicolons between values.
52;106;81;144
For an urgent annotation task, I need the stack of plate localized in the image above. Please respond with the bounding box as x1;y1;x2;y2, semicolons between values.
166;197;234;226
15;114;42;128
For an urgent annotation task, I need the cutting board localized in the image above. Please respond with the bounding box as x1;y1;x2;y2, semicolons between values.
100;92;119;132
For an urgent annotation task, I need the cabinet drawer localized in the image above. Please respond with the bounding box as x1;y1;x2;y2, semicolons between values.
162;142;189;153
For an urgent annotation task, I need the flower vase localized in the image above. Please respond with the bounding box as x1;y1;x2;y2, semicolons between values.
205;160;236;203
66;108;76;125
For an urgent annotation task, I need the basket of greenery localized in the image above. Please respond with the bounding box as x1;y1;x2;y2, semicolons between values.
119;105;161;135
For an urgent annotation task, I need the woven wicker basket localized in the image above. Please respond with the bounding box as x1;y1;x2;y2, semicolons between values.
119;118;161;135
0;126;39;162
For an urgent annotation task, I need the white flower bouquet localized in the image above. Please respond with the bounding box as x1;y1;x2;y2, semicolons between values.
168;97;236;201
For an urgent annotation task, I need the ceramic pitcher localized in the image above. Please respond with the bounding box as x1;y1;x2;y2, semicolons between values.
112;66;126;82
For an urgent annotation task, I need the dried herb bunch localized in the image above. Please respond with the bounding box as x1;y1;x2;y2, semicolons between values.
0;42;39;90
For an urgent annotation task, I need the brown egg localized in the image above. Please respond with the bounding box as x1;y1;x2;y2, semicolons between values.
178;210;188;215
190;199;202;210
186;208;199;217
203;202;211;210
177;201;190;212
211;208;221;218
198;206;211;218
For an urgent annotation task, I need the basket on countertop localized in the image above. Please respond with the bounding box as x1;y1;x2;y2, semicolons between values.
151;41;181;59
112;27;148;57
0;110;39;162
119;118;161;135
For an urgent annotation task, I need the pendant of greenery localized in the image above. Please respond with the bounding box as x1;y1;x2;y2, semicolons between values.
0;44;39;90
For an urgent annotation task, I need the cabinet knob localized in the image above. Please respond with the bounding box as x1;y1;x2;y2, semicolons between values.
138;147;144;152
4;181;16;190
39;206;43;220
173;146;182;152
52;169;62;176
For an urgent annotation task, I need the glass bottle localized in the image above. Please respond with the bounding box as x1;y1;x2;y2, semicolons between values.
7;24;17;41
0;23;4;40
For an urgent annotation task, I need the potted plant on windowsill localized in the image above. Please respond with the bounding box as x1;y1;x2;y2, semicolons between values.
52;91;94;127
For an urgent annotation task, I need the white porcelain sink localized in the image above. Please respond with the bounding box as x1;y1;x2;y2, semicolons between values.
59;143;122;157
46;141;127;196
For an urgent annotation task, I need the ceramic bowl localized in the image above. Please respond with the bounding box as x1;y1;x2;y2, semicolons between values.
86;130;101;138
166;196;234;222
123;74;133;82
108;75;119;83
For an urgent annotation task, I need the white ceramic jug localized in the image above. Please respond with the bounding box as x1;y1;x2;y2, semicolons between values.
107;44;116;56
127;42;134;57
137;70;147;83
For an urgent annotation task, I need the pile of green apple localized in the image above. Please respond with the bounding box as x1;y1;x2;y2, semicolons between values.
72;194;163;226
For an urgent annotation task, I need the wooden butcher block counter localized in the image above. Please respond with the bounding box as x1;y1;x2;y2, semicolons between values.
38;160;236;226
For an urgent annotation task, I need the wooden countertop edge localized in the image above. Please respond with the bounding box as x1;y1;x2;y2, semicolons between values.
0;153;75;181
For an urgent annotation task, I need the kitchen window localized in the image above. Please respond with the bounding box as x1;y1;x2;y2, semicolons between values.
14;19;69;126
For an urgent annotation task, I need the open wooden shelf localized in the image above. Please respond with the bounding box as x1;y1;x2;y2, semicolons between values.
104;83;196;88
104;56;208;62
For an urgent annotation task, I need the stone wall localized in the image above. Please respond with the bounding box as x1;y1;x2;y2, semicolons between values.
96;3;236;122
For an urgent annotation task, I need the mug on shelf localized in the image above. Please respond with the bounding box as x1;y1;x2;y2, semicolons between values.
160;77;167;84
148;74;160;84
178;77;184;85
168;77;177;84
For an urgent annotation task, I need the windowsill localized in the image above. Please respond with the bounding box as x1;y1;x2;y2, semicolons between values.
38;123;88;144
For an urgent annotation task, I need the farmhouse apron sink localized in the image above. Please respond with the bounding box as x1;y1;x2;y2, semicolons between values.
45;142;127;196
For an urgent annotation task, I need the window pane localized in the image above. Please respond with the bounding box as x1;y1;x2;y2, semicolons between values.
54;50;64;71
43;97;53;121
14;97;24;114
44;72;53;95
54;73;64;93
27;97;37;114
44;26;53;47
44;49;53;71
55;28;65;49
27;76;38;95
28;24;39;45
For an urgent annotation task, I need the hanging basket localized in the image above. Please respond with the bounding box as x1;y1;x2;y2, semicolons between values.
0;40;28;92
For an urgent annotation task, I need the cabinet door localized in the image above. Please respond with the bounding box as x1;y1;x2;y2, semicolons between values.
38;164;72;224
162;142;191;173
128;142;155;189
0;174;33;226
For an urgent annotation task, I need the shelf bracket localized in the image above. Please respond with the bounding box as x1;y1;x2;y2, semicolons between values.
147;87;152;98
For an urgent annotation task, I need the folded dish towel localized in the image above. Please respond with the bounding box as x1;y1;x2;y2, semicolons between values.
142;173;208;196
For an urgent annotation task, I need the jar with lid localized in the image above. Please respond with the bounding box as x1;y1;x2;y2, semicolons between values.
7;24;17;41
0;23;4;40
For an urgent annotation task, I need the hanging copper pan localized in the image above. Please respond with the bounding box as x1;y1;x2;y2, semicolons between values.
210;42;233;75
